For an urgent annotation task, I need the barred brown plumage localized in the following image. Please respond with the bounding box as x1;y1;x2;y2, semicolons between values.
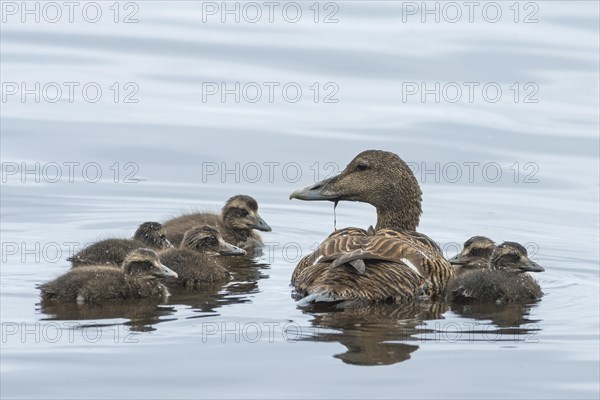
290;150;456;304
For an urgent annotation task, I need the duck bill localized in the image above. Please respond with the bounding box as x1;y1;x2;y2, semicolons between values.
521;260;545;273
250;213;272;232
158;263;178;278
219;241;247;256
289;177;338;201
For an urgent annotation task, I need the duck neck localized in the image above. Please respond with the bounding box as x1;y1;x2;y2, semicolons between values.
375;206;420;231
373;186;422;231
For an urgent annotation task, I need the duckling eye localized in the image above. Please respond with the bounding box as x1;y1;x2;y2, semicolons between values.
470;248;485;256
503;254;520;263
238;209;249;217
356;163;369;171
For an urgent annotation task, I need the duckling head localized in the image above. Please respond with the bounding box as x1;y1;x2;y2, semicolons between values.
490;242;544;273
133;222;173;249
449;236;496;269
181;225;247;256
222;195;271;233
122;248;178;278
290;150;422;230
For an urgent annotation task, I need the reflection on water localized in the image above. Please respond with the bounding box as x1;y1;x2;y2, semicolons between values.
297;299;543;366
449;301;542;328
39;299;176;332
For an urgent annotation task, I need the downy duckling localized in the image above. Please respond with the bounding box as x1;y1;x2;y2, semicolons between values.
69;222;172;267
449;236;496;275
159;225;245;289
446;242;544;304
163;195;271;255
289;150;455;303
39;248;178;304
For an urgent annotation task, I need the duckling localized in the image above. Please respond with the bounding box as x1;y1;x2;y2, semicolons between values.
69;222;172;267
39;248;178;304
449;236;496;275
159;225;245;289
289;150;455;303
163;195;271;255
446;242;544;304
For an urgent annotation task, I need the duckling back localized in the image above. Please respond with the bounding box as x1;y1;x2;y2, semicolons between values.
446;269;543;304
69;239;140;267
159;248;230;290
39;266;168;304
69;222;171;267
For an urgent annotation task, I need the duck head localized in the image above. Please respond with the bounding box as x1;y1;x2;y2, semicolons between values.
122;248;178;278
290;150;422;230
490;242;545;273
449;236;496;269
133;222;173;249
182;225;246;256
222;195;271;233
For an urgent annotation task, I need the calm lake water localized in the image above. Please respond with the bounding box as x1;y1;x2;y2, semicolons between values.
1;1;599;399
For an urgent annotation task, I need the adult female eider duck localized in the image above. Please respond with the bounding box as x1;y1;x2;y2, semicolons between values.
160;225;245;289
448;236;496;275
163;195;271;255
446;242;544;304
69;222;172;267
289;150;455;303
40;248;178;304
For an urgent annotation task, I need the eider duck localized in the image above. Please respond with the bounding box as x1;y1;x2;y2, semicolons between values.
163;195;271;255
449;236;496;275
446;242;544;304
39;248;178;304
159;225;245;289
69;222;172;267
289;150;455;303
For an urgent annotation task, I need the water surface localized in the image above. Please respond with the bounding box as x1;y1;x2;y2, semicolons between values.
1;2;599;399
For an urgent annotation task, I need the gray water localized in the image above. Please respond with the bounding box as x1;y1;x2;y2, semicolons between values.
1;1;599;399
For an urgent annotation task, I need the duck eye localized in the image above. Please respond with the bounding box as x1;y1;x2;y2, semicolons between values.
356;163;369;171
239;209;249;217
